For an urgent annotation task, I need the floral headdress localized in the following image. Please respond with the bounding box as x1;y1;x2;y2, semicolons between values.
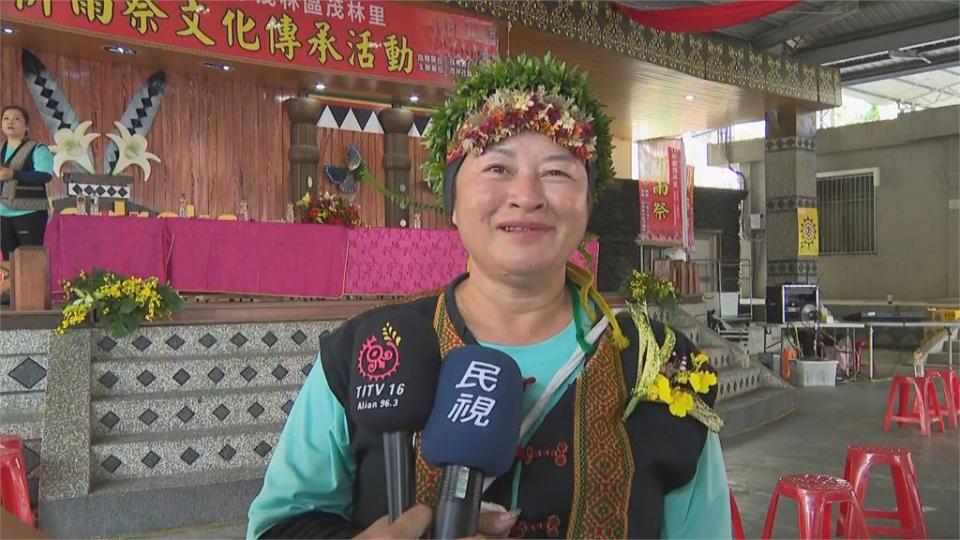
422;53;614;209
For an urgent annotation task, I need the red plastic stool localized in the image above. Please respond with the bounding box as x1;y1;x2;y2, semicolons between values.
926;369;959;428
882;375;945;436
838;445;926;539
0;443;33;527
729;488;746;540
761;474;869;539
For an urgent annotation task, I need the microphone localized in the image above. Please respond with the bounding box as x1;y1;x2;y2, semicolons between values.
348;314;441;522
422;346;524;539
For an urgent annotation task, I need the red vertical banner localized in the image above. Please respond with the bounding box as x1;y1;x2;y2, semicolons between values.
638;140;683;245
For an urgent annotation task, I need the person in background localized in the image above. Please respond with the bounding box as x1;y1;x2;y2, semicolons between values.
1;105;54;263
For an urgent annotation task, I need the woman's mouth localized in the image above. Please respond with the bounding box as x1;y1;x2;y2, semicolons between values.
497;222;553;238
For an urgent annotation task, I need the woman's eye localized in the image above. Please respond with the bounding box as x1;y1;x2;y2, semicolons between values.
484;164;508;174
544;169;572;179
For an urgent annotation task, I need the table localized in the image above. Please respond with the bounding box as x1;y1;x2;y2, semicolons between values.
44;214;600;298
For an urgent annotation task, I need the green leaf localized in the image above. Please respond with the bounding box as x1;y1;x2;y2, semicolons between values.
119;297;136;315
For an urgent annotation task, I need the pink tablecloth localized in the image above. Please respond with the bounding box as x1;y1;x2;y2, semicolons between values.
45;215;599;297
345;228;469;295
44;214;171;294
345;227;600;295
165;219;348;297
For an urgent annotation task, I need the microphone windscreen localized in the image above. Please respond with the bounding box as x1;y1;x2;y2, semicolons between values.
422;346;523;476
348;312;441;432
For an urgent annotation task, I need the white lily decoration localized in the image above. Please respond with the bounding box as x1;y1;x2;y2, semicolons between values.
49;121;99;175
106;122;160;182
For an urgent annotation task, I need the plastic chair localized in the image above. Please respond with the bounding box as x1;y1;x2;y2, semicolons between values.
762;474;869;539
730;488;746;540
839;444;926;539
0;435;33;527
925;368;959;428
882;375;945;436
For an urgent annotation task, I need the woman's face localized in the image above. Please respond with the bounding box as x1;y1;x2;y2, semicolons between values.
1;109;27;140
452;132;590;279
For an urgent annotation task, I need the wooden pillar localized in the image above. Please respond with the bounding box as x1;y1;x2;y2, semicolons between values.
283;97;324;203
378;106;414;227
11;246;51;311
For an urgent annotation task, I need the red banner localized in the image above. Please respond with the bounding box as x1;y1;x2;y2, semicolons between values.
638;141;684;245
2;0;498;85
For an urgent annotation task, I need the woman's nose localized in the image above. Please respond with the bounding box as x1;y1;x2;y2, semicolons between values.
507;169;546;210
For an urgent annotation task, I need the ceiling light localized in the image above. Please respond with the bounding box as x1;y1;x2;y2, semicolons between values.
0;26;17;36
314;82;326;91
103;44;137;56
409;94;420;103
685;94;695;101
202;61;232;71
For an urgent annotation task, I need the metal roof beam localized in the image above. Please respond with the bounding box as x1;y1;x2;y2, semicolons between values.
752;0;860;50
842;54;960;84
794;16;959;65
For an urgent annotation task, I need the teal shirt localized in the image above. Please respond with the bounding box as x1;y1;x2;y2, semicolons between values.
0;143;54;218
247;307;731;539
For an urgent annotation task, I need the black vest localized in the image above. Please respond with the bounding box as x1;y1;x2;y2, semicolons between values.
1;140;48;210
319;284;716;538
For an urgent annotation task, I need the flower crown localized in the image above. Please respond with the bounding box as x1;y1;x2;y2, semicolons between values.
423;54;614;204
446;86;598;165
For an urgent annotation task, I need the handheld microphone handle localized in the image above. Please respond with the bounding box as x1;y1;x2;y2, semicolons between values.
433;465;485;539
383;432;415;522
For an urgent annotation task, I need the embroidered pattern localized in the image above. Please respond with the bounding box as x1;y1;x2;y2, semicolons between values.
415;291;463;506
568;331;634;539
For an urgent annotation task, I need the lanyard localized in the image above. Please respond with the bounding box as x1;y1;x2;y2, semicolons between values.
482;315;611;494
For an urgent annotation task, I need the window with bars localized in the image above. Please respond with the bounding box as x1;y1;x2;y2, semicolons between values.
816;170;877;255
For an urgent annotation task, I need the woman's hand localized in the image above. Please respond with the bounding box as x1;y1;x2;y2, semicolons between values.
354;505;433;539
476;508;521;538
0;167;12;181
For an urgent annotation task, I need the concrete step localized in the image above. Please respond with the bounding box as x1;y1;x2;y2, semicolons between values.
717;386;798;438
91;424;282;486
717;366;765;402
90;320;341;359
0;354;48;393
701;346;748;370
0;329;51;355
90;351;316;397
40;467;265;539
92;385;299;438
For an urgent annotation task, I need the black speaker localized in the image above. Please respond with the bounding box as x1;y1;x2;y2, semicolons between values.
766;284;819;323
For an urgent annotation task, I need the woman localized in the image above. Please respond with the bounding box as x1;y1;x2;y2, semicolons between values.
1;105;55;261
248;55;731;539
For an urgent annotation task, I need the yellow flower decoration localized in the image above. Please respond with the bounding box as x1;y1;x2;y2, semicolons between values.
668;389;695;417
653;373;673;403
689;370;718;394
693;351;709;368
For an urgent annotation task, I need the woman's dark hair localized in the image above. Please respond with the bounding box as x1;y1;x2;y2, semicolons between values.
1;105;30;125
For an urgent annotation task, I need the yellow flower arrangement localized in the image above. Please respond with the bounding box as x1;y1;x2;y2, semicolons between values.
56;268;183;338
623;269;720;425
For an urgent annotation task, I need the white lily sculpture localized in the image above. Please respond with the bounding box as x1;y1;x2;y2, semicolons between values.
107;122;160;182
49;120;99;175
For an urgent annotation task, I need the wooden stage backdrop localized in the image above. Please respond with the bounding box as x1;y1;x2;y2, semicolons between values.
1;46;452;229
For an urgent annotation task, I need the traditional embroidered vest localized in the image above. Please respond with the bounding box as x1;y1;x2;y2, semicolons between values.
319;279;715;538
1;140;48;211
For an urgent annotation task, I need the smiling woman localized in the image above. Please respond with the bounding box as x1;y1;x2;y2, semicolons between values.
247;55;731;540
